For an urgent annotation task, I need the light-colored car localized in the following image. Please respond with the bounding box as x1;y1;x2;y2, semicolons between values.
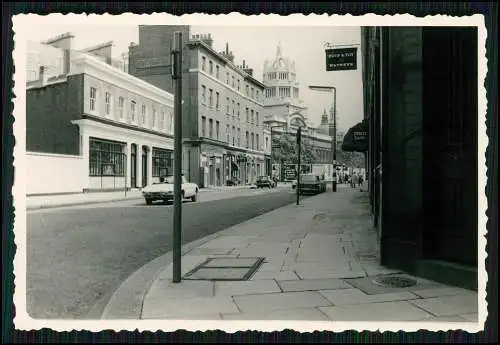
142;175;199;205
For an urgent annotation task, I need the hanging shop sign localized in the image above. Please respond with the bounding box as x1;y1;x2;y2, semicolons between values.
341;119;368;152
325;47;358;71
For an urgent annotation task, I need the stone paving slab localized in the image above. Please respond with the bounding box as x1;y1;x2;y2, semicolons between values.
186;248;235;256
147;279;214;300
233;291;332;313
142;296;239;319
221;307;331;321
161;313;223;320
318;288;420;306
277;278;353;292
409;294;478;317
215;280;281;297
344;274;443;295
319;301;433;321
411;287;477;298
199;236;258;249
250;270;299;281
460;313;479;322
185;267;253;280
161;255;209;280
204;257;261;267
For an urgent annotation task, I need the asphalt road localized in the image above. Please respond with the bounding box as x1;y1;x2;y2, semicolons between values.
27;187;305;319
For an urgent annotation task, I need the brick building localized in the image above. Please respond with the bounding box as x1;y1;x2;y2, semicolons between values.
26;33;175;195
359;26;478;289
129;25;269;187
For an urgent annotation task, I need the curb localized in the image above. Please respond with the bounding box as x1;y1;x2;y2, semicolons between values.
100;196;305;319
26;196;144;211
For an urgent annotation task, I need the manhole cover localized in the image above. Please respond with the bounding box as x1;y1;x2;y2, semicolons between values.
183;257;264;281
372;276;417;288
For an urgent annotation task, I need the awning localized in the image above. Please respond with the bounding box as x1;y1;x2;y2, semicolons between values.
341;119;369;152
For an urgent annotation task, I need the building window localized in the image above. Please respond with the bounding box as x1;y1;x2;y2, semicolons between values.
226;97;230;114
209;89;213;107
118;96;124;119
251;109;254;124
152;109;157;128
216;92;220;110
169;111;174;134
245;107;249;123
251;87;254;98
251;133;255;150
209;60;213;75
256;134;259;150
237;103;240;118
256;90;259;101
232;75;235;88
265;137;269;150
232;100;235;116
245;85;249;96
226;124;230;143
152;148;173;177
216;65;220;78
201;116;206;137
141;105;147;125
159;111;165;129
256;112;259;126
246;131;249;148
237;79;240;91
226;72;229;84
201;85;206;104
237;128;241;146
209;118;214;138
201;56;206;71
130;101;136;122
105;92;112;116
216;121;220;140
232;126;235;146
89;138;125;177
89;87;97;112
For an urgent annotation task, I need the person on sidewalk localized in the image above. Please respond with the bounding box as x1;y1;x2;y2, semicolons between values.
351;172;358;188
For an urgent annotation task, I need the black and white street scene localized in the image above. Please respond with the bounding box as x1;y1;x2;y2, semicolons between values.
13;14;485;330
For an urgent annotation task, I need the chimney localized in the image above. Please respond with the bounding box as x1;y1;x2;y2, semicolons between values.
243;60;246;68
226;42;229;54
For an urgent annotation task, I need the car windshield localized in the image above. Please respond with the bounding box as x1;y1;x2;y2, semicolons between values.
301;175;318;182
257;176;267;181
159;176;186;184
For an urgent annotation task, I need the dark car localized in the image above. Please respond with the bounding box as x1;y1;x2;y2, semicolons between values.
298;174;327;195
256;176;276;188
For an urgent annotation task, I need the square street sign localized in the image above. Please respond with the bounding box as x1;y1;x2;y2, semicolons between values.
326;47;358;71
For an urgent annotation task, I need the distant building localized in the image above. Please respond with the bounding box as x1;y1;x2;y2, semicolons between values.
262;43;335;180
26;33;175;195
128;25;269;186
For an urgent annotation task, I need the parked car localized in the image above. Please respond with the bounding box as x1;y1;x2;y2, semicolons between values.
298;174;327;195
256;176;276;188
142;175;199;205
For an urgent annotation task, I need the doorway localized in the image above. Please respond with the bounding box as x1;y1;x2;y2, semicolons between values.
422;27;478;266
142;146;148;187
131;144;137;188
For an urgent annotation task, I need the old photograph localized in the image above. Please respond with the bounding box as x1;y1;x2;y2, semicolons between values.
11;13;487;333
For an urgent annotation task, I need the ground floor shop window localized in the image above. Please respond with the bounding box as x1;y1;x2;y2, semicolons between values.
153;148;173;177
89;138;126;176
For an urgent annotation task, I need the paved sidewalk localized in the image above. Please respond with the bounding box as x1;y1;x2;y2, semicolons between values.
104;188;479;322
25;185;254;210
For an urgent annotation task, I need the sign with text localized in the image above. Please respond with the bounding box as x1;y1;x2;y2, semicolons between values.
325;48;358;71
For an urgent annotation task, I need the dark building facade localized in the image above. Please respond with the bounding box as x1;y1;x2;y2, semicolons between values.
361;26;478;290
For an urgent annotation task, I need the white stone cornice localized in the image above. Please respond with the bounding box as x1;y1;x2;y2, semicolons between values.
69;53;174;107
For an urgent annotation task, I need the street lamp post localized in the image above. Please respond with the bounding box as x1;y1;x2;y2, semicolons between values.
308;85;337;192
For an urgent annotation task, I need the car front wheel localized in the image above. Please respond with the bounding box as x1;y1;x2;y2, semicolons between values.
145;198;153;205
191;192;198;202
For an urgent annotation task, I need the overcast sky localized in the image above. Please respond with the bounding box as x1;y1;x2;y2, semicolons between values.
25;22;363;131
